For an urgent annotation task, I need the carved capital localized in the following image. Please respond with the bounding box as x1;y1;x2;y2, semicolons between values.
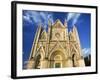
76;56;84;61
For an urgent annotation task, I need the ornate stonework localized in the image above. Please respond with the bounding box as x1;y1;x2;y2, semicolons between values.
27;19;85;69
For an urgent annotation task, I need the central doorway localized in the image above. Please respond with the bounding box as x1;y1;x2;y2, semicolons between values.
49;50;65;68
54;55;62;68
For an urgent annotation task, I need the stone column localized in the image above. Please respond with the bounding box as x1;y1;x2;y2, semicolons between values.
77;56;85;67
27;60;35;69
40;58;48;69
66;57;73;67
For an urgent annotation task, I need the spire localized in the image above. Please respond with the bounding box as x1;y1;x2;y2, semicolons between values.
72;25;83;57
64;19;68;27
73;25;77;32
48;19;52;27
69;30;72;35
72;25;81;46
40;29;47;40
38;21;42;27
29;24;42;60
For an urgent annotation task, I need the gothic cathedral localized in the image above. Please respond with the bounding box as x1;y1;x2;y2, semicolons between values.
27;19;85;69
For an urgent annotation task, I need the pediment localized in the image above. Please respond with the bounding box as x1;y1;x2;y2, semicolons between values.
39;30;47;40
53;19;65;28
49;41;66;54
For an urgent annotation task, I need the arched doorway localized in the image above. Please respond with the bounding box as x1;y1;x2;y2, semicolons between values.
72;53;78;67
49;50;66;68
54;55;62;68
72;54;75;67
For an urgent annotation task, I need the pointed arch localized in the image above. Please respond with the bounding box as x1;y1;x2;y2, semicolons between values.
40;29;47;40
34;54;41;69
34;46;45;69
48;50;66;68
34;46;45;60
72;54;76;67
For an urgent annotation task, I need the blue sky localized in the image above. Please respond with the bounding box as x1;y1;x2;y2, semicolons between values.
23;10;91;66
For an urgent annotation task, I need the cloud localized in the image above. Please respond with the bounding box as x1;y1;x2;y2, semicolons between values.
23;11;54;29
82;48;91;57
67;13;81;26
67;13;75;21
23;12;33;23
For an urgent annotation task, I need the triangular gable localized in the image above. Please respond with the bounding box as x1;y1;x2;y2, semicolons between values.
52;19;65;28
40;29;47;40
49;41;67;55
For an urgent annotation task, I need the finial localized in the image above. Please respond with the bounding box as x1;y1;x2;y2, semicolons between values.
48;19;52;27
72;25;78;34
64;19;68;27
38;22;42;27
73;25;77;30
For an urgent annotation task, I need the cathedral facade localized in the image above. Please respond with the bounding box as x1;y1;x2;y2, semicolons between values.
27;19;85;69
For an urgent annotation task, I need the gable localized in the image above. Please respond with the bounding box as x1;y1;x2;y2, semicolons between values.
52;19;65;28
39;30;47;40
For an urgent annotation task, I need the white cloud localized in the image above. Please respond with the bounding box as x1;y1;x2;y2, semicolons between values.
67;13;81;26
40;12;47;20
82;48;91;57
23;12;32;23
72;14;80;25
47;13;54;24
23;11;54;28
31;12;41;23
67;13;76;21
